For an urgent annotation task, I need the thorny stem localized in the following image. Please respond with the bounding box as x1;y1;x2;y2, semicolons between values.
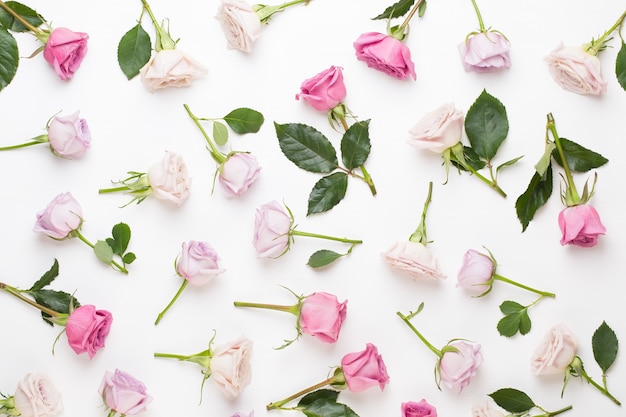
578;366;621;406
585;10;626;55
183;104;227;164
396;310;442;358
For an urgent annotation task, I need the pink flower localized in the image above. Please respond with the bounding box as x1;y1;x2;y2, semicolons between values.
296;66;347;112
401;399;437;417
175;240;225;286
299;292;347;343
65;305;113;359
407;103;464;153
456;249;495;296
147;151;192;205
341;343;389;392
47;111;91;159
252;200;292;258
209;336;253;398
231;411;254;417
216;0;262;53
458;31;511;73
558;204;606;247
545;43;607;95
219;153;261;197
530;323;578;375
381;241;446;280
98;369;152;415
43;27;89;80
13;373;63;417
354;32;416;80
139;49;208;92
33;192;83;239
438;340;482;393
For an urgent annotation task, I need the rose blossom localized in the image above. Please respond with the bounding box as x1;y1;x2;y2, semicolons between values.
139;49;208;92
13;373;63;417
401;399;437;417
47;111;91;159
219;153;261;197
175;240;225;286
456;249;495;296
252;200;292;258
147;151;192;205
295;66;347;112
99;369;152;415
354;32;416;80
33;192;83;239
471;400;505;417
43;27;89;80
458;31;511;73
65;304;113;359
299;292;347;343
216;0;262;53
209;336;253;398
231;411;254;417
407;103;464;153
530;323;578;375
545;43;607;95
438;340;482;393
558;204;606;247
341;343;389;392
382;241;446;281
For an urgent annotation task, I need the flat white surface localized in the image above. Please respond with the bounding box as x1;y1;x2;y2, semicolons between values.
1;0;625;416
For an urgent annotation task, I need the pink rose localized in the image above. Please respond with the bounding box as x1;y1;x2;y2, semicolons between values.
216;0;262;53
456;249;495;296
558;204;606;247
458;31;511;73
43;27;89;80
209;336;253;398
471;401;505;417
354;32;416;80
98;369;152;415
545;43;607;95
407;103;464;153
341;343;389;392
530;323;578;375
139;49;208;92
252;200;292;258
231;411;254;417
295;66;347;112
299;292;347;343
33;192;83;239
401;399;437;417
13;373;63;417
47;111;91;159
219;153;261;197
175;240;225;286
438;340;482;393
65;304;113;359
381;241;446;280
147;151;192;205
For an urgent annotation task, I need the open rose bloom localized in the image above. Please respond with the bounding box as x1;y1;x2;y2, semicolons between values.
354;32;416;80
407;103;464;153
140;49;208;92
218;153;261;197
340;343;389;392
99;369;152;416
33;192;83;239
545;43;607;95
43;27;89;80
458;31;511;73
558;204;606;247
13;373;63;417
147;151;192;205
402;399;438;417
252;200;292;258
382;241;446;281
216;0;262;52
209;336;253;398
65;304;113;359
530;323;578;375
299;292;347;343
438;340;482;393
296;66;347;112
175;240;225;286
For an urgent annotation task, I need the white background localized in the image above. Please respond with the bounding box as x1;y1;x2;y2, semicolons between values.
1;0;625;416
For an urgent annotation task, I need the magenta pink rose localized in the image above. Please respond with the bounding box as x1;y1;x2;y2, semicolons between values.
545;43;607;95
456;249;495;296
252;200;292;258
99;369;152;415
219;153;261;197
33;192;83;239
175;240;225;286
438;340;482;393
47;111;91;159
43;27;89;80
65;305;113;359
341;343;389;392
299;292;347;343
402;399;437;417
354;32;416;80
558;204;606;247
458;31;511;73
296;66;347;112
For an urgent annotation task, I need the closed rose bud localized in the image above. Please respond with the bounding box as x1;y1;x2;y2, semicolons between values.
252;200;292;258
558;204;606;247
341;343;389;392
438;340;482;394
218;153;261;197
33;192;83;239
456;249;495;296
43;27;89;80
299;292;347;343
296;66;347;112
99;369;152;416
176;240;225;286
458;31;511;73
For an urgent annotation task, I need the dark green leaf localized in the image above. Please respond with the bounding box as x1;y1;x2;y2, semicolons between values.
307;172;348;215
94;240;114;265
340;119;371;170
307;250;344;268
106;237;120;255
117;23;151;80
465;89;509;160
499;300;524;314
123;252;137;264
372;0;415;20
616;42;626;91
451;146;486;171
298;389;340;407
0;27;18;92
489;388;535;413
497;313;521;337
515;164;553;232
552;138;608;172
302;398;359;417
112;223;131;254
275;122;338;173
519;310;532;335
223;108;264;134
31;289;80;326
213;121;229;146
0;1;44;32
592;321;618;373
29;259;59;291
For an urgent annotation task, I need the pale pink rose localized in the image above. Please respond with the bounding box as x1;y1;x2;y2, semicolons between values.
471;400;505;417
147;151;192;205
296;66;347;112
139;49;207;92
219;153;261;197
299;292;347;343
43;27;89;80
531;323;578;375
558;204;606;247
252;200;292;258
33;192;83;239
545;43;607;95
231;411;254;417
458;31;511;73
402;399;437;417
438;340;482;393
354;32;416;80
47;111;91;159
216;0;262;53
407;103;464;153
456;249;495;296
209;336;253;398
99;369;152;415
381;241;446;280
175;240;225;286
13;373;63;417
65;305;113;359
341;343;389;392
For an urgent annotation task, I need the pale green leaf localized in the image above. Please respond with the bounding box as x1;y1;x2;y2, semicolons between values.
94;240;114;265
213;121;229;146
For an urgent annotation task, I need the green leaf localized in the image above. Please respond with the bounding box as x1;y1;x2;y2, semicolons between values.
123;252;137;264
31;289;80;326
307;250;344;268
418;0;427;16
372;0;415;20
29;259;59;292
515;164;553;232
616;42;626;91
519;309;532;335
0;1;44;32
465;89;509;161
451;146;486;171
298;389;340;407
552;138;608;172
223;108;264;134
489;388;536;413
301;398;359;417
340;119;371;170
112;222;131;254
497;313;521;337
535;142;556;176
499;300;524;314
495;155;523;176
117;23;151;80
213;121;229;146
307;172;348;215
94;240;114;265
0;27;18;92
592;321;618;373
275;122;338;173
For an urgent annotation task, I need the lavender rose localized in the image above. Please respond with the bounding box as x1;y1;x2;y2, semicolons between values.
47;111;91;159
99;369;152;415
438;340;482;393
252;200;292;258
33;192;83;239
458;31;511;73
219;153;261;197
175;240;225;286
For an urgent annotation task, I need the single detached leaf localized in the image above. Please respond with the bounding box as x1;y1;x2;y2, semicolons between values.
592;321;618;373
307;250;344;268
94;240;114;265
497;313;521;337
112;222;131;254
29;259;59;291
499;300;525;314
307;172;348;215
616;42;626;91
275;122;338;173
552;138;608;172
418;0;427;16
465;89;509;161
0;1;44;32
340;119;371;170
0;27;18;92
223;108;264;134
489;388;536;413
298;389;340;407
515;164;553;232
117;23;151;80
372;0;415;20
213;121;229;146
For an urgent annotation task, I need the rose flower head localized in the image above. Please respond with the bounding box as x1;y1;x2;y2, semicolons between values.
33;192;83;240
12;373;64;417
437;340;483;394
218;152;262;197
43;27;89;80
47;111;91;159
402;399;437;417
558;204;606;247
354;32;416;80
252;200;293;258
296;66;347;112
530;323;578;376
341;342;390;392
458;31;511;73
99;369;152;416
456;249;495;296
65;304;113;359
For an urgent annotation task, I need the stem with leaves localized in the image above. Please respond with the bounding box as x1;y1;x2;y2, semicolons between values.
73;230;128;274
0;0;44;35
396;308;442;358
547;113;580;206
183;104;227;164
266;372;345;410
255;0;310;23
0;282;61;318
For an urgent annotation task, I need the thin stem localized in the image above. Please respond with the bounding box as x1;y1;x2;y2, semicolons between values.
266;374;340;410
493;274;555;298
290;230;362;245
579;367;621;405
0;282;60;317
409;181;432;244
155;279;189;325
396;311;442;358
0;1;42;34
398;0;426;32
538;405;573;417
589;10;626;52
154;348;212;368
74;230;129;274
183;104;226;164
547;113;579;204
98;186;131;194
470;0;486;31
359;164;377;196
277;0;309;9
0;140;43;151
465;163;507;197
233;301;297;314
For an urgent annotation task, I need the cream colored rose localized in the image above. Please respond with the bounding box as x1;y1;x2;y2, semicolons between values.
209;336;253;398
147;151;192;205
545;43;607;95
216;0;262;53
407;103;464;153
471;400;505;417
139;49;207;92
13;373;63;417
381;241;446;280
531;323;578;375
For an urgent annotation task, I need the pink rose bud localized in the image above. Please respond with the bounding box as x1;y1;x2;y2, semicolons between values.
458;31;511;73
456;249;495;296
47;111;91;159
299;292;347;343
407;103;464;153
175;240;225;286
33;192;83;239
139;49;208;92
252;200;292;258
216;0;263;53
341;343;389;392
98;369;152;416
558;204;606;247
147;151;192;206
545;43;607;95
354;32;416;80
530;323;578;375
65;304;113;359
219;153;261;197
13;373;63;417
438;340;482;393
43;27;89;80
296;66;347;112
209;336;253;399
401;399;437;417
381;241;446;281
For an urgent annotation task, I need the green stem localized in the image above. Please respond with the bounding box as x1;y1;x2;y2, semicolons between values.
0;282;60;317
74;230;128;274
396;311;442;358
409;181;433;245
0;0;43;34
98;186;132;194
398;0;426;32
470;0;486;31
155;279;189;325
266;374;342;410
290;230;362;245
579;367;621;405
183;104;227;164
585;10;626;55
0;140;44;151
233;301;298;315
140;0;175;50
465;163;507;197
154;348;212;368
547;113;579;205
538;405;573;417
493;274;555;298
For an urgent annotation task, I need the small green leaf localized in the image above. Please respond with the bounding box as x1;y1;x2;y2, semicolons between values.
94;240;114;265
307;172;348;215
616;42;626;91
123;252;137;265
552;138;608;172
465;89;509;161
298;389;340;407
592;321;618;373
499;300;524;314
489;388;536;413
223;108;264;134
515;164;553;232
275;122;338;173
307;250;344;268
535;142;557;176
519;310;532;335
372;0;415;20
0;1;44;32
495;155;523;176
0;27;18;92
497;313;521;337
112;222;131;254
417;0;427;16
340;119;371;170
117;23;152;80
29;259;59;292
213;121;229;146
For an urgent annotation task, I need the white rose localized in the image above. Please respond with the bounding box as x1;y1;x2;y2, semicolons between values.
531;323;578;375
545;43;607;95
216;0;262;53
209;336;253;398
471;400;505;417
381;241;446;280
147;151;192;205
407;103;464;153
13;373;63;417
139;49;207;92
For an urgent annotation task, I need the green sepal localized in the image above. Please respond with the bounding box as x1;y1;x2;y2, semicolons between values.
29;259;59;292
592;321;618;374
418;0;427;16
307;172;348;215
616;42;626;91
307;250;344;268
117;23;152;80
213;121;229;146
450;145;486;171
515;164;553;232
0;1;44;32
552;138;608;172
464;89;509;161
488;388;536;414
340;119;371;170
0;27;18;92
372;0;415;20
223;108;264;134
495;155;524;177
275;122;338;173
535;142;556;176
